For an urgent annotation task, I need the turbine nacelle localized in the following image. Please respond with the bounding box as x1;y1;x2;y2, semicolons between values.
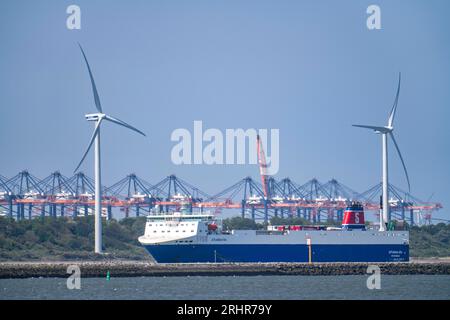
380;126;393;133
374;126;393;134
85;113;105;122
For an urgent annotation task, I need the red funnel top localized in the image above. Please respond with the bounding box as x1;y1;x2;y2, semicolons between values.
342;201;365;230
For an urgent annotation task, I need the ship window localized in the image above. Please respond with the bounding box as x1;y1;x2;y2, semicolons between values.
153;230;157;233
148;224;152;226
191;230;194;232
183;230;186;232
161;230;165;233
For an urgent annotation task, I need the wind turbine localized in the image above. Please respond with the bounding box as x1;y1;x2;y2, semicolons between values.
74;44;146;253
353;73;410;231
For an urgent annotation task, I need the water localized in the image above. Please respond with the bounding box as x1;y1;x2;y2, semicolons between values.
1;275;449;300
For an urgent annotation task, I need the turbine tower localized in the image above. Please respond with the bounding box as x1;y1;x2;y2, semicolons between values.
353;73;410;231
74;44;146;253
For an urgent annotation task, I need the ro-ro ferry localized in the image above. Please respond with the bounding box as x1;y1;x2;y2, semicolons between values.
138;202;409;263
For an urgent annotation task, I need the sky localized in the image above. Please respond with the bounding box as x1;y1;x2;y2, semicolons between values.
0;0;449;221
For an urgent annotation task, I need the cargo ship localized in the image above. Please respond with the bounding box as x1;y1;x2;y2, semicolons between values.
138;202;409;263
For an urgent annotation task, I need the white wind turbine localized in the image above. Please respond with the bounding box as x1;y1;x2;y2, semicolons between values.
353;73;410;231
74;44;146;253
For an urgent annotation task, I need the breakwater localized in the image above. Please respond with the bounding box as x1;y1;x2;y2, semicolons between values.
1;260;450;278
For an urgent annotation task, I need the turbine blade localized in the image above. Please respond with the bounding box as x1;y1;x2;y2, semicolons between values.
74;120;102;173
352;124;389;133
389;132;411;192
388;72;401;127
78;43;103;113
104;115;146;137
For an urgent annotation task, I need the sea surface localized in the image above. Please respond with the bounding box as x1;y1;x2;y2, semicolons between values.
1;275;449;300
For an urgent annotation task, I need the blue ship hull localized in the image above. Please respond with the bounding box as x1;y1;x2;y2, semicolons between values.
144;244;409;263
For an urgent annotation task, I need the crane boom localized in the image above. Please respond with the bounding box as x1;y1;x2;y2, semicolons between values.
257;134;269;198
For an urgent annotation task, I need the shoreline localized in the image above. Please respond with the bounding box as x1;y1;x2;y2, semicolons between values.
1;259;450;278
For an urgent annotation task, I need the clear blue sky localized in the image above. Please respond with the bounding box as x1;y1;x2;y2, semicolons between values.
0;0;449;220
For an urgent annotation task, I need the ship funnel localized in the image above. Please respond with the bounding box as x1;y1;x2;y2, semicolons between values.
342;201;366;230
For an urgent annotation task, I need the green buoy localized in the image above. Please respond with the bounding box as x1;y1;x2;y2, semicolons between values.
106;270;110;281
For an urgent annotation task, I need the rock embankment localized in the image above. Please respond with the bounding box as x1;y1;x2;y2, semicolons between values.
1;260;449;278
